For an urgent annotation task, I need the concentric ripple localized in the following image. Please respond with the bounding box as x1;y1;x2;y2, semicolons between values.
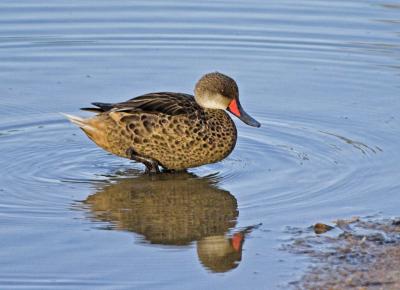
0;110;392;223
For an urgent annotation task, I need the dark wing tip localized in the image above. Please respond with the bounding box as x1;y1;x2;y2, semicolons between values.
91;102;114;111
80;107;104;112
80;102;114;113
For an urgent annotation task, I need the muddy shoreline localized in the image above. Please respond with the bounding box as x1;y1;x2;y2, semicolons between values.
284;217;400;289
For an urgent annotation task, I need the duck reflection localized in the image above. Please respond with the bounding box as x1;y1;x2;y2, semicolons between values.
84;171;252;273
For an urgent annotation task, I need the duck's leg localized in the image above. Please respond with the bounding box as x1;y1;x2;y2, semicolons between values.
127;148;160;173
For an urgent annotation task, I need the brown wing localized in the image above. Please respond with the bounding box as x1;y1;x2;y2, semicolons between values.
81;92;201;116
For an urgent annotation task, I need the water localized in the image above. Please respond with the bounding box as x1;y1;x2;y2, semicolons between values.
0;0;399;288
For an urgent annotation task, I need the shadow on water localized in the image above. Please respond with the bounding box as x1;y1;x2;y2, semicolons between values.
81;170;256;273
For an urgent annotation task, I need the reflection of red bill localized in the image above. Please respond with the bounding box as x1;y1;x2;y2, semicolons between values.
231;233;244;251
228;99;241;117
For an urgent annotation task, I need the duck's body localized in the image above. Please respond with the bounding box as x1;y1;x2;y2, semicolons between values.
65;72;260;172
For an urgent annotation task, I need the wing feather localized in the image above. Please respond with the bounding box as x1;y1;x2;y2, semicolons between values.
81;92;200;116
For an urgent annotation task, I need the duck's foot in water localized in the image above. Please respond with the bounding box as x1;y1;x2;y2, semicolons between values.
127;148;160;174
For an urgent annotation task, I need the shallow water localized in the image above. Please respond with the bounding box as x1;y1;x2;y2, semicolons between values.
0;0;399;289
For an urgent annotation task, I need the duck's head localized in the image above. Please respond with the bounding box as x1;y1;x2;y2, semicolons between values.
194;72;261;127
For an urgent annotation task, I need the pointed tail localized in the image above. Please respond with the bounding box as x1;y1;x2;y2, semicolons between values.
61;112;99;137
61;112;112;153
61;113;87;127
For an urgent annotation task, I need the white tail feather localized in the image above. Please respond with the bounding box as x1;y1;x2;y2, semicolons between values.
61;113;98;135
60;113;88;127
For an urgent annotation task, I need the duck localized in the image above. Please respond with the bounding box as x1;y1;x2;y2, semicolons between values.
64;72;260;173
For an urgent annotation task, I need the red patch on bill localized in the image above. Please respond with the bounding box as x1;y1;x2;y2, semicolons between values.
229;99;241;116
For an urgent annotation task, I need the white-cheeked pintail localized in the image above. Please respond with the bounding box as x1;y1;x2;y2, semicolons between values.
64;72;260;172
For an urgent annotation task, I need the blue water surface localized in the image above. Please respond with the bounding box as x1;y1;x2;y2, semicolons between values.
0;0;399;289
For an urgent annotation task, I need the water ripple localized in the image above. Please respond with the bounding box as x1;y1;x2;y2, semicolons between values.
0;112;384;219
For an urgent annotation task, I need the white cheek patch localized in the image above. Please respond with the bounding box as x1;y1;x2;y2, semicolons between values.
196;93;229;109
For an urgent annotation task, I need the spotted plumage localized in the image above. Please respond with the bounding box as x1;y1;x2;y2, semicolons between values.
64;72;260;172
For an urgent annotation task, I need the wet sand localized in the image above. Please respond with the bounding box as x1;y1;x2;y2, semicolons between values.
285;217;400;289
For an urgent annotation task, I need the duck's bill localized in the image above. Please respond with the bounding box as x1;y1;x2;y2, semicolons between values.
227;99;261;128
